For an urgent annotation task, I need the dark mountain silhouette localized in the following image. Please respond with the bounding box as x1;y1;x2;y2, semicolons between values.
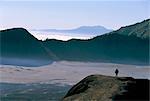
0;28;53;66
43;19;149;65
0;19;149;66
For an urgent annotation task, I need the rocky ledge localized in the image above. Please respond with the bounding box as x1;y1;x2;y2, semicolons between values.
63;75;149;101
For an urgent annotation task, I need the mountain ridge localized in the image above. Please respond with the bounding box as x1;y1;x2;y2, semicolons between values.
112;19;150;39
0;28;53;66
42;19;149;65
0;19;149;66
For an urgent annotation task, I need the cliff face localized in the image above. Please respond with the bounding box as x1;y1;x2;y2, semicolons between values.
63;75;149;101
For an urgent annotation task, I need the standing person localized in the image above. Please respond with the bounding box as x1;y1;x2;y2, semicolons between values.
115;69;119;76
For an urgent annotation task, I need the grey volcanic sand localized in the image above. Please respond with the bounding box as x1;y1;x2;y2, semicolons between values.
0;61;149;85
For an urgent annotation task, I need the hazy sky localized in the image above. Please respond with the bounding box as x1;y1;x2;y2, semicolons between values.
0;0;149;30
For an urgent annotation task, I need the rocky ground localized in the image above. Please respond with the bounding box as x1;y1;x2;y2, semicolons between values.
63;75;149;101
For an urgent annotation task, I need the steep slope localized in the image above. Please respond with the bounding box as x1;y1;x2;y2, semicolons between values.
115;19;150;39
43;19;149;65
0;28;53;66
63;75;149;101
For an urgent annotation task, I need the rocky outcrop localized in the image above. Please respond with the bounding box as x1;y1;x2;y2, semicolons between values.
63;75;149;101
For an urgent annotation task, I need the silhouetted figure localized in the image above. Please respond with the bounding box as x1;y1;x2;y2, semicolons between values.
115;69;119;76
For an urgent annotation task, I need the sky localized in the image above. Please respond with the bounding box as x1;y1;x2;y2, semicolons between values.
0;0;149;31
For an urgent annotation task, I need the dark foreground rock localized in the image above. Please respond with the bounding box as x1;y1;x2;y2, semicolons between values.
63;75;149;101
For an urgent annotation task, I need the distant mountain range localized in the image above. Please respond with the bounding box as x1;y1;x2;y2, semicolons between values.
0;19;149;66
33;26;112;35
